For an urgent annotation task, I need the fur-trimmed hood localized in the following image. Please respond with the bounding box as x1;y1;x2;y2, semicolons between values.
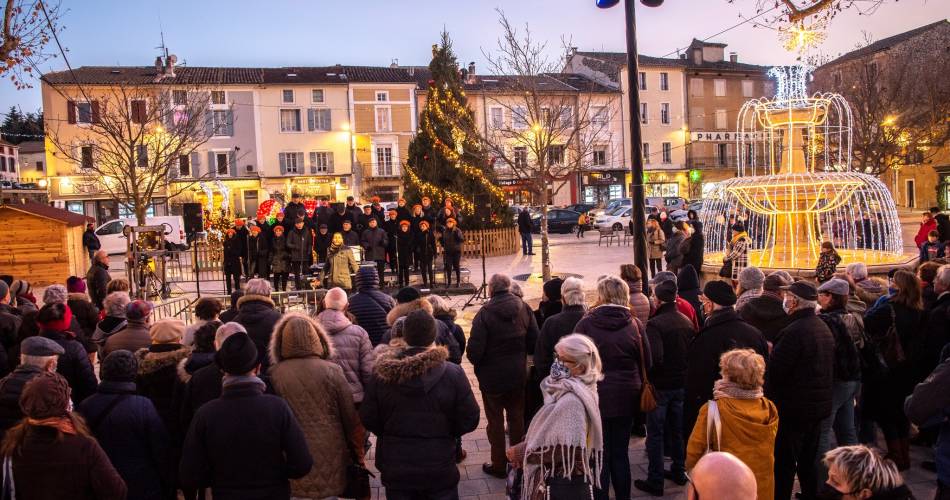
135;345;192;375
176;352;216;384
373;342;448;385
386;298;433;326
236;294;275;310
67;292;91;303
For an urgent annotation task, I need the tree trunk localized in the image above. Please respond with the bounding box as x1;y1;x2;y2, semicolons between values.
135;203;147;226
540;182;551;282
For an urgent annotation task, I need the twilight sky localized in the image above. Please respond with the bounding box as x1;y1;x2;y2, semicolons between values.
0;0;945;113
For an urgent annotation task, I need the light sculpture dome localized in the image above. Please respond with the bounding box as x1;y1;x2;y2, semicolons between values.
701;65;907;271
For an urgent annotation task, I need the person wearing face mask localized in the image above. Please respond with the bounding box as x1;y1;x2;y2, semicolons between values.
766;280;835;500
323;233;358;291
684;280;768;452
658;211;673;239
818;445;914;500
506;334;605;499
286;217;314;291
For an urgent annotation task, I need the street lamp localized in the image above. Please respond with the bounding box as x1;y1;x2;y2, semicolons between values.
597;0;663;293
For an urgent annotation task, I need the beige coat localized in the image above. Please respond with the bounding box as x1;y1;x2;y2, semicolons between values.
268;314;365;499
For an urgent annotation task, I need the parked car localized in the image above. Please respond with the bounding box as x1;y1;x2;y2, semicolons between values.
687;199;704;214
590;198;632;220
530;209;581;234
562;203;596;215
595;205;659;232
645;196;688;211
95;216;187;255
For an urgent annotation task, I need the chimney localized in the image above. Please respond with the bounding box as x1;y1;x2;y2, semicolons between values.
390;58;399;69
466;62;476;84
729;52;738;63
165;54;177;77
154;56;163;73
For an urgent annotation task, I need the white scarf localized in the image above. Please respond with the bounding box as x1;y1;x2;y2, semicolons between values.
522;375;604;499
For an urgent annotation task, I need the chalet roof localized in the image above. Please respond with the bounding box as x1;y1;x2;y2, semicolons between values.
16;141;44;154
0;202;93;227
820;19;950;68
42;65;417;86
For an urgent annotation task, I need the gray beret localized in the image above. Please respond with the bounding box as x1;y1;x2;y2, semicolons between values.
21;336;65;356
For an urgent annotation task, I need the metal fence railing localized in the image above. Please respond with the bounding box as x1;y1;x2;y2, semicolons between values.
151;296;196;323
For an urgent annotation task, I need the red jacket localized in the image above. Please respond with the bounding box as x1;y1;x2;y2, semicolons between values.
676;296;700;331
916;219;937;248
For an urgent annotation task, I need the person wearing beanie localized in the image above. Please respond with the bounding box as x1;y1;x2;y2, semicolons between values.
9;278;37;315
395;219;414;287
535;277;564;327
315;288;375;404
77;351;172;500
740;273;791;342
103;299;154;358
652;270;700;331
439;217;465;287
683;280;768;449
268;313;366;499
177;320;222;386
134;318;191;441
85;249;112;310
36;302;98;404
64;278;100;361
4;372;127;499
736;266;765;312
348;267;395;346
361;308;479;498
767;280;835;500
0;337;63;438
180;332;313;499
636;279;694;495
381;288;461;363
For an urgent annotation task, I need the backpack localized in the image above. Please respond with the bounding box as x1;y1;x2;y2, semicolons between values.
819;311;861;381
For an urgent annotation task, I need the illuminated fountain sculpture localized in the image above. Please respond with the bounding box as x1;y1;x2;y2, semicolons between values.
701;65;909;272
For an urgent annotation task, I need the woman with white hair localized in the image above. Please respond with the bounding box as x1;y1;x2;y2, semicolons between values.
507;334;604;499
820;445;913;499
573;275;650;500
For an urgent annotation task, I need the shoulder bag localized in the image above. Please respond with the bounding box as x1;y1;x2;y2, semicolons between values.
705;400;722;454
341;454;374;500
635;319;657;412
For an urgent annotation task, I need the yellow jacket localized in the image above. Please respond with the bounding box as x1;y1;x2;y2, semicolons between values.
686;397;779;500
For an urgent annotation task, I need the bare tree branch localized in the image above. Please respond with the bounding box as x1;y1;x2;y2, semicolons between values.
0;0;61;88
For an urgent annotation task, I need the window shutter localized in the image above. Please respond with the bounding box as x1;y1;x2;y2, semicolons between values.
226;110;234;136
67;101;76;124
131;100;145;124
229;151;237;177
190;152;201;170
309;152;317;174
327;152;334;173
279;153;287;175
307;109;315;132
318;109;331;131
169;157;179;179
295;153;304;173
205;111;214;136
208;151;216;177
91;101;101;123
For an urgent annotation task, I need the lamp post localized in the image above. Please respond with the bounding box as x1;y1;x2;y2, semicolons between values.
597;0;662;293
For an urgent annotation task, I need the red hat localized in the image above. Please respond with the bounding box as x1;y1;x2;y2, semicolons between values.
419;220;430;228
273;225;285;233
399;220;411;227
446;218;457;225
371;196;381;203
226;229;236;236
413;204;422;210
249;226;261;234
234;219;245;227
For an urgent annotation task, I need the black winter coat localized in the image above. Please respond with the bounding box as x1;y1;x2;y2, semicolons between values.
936;213;950;242
328;210;353;235
177;363;223;437
0;365;43;438
180;379;313;500
361;227;388;261
0;303;21;367
234;295;282;372
574;305;651;418
269;234;290;273
676;265;705;326
765;308;835;422
646;302;693;390
819;307;862;382
340;229;360;247
67;295;99;353
135;344;192;441
864;301;924;392
222;236;243;273
396;230;414;267
914;292;950;384
284;202;307;225
348;268;395;346
436;313;467;356
533;304;586;378
286;226;314;264
86;260;111;309
77;381;172;500
82;228;101;250
413;230;437;260
739;292;790;342
396;206;412;223
681;223;705;272
315;231;333;263
360;345;479;492
467;291;540;393
383;221;399;252
41;329;98;403
517;211;533;234
685;307;767;432
440;227;465;254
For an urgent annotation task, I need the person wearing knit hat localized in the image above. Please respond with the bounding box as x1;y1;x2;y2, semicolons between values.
180;330;312;499
8;372;127;499
43;284;69;305
135;318;191;434
440;216;465;287
103;300;153;358
536;277;564;326
66;276;87;294
36;302;98;403
395;219;414;287
9;279;37;314
684;280;768;446
395;286;421;304
362;306;478;497
736;266;765;312
76;349;170;500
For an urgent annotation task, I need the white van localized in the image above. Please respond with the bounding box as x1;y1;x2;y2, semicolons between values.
95;216;187;255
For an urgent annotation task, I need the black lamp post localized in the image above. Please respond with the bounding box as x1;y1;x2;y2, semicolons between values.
597;0;662;293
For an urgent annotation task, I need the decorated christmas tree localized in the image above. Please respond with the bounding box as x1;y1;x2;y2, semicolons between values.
403;32;510;229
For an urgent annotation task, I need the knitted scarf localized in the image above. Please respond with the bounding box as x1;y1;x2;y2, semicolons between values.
730;231;750;245
522;375;603;499
26;416;76;435
327;240;343;257
713;379;763;400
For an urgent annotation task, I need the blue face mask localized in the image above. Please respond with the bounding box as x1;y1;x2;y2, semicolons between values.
550;358;572;381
